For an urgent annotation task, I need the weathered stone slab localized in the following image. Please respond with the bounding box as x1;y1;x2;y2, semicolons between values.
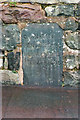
2;24;20;51
22;23;63;86
45;5;74;17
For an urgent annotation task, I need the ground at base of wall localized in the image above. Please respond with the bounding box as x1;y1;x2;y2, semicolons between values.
2;86;79;118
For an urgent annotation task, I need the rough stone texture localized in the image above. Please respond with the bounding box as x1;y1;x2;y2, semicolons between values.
1;3;46;23
64;18;78;31
0;51;3;68
78;22;80;30
0;20;2;49
64;31;80;50
11;0;80;4
64;71;80;87
47;17;79;31
22;23;63;86
78;53;80;66
7;52;20;70
2;24;20;51
64;55;79;70
0;70;20;85
45;5;74;17
47;16;67;29
4;57;8;69
63;38;79;71
0;2;80;87
1;4;79;30
7;52;14;70
75;3;80;16
14;52;20;70
0;58;3;68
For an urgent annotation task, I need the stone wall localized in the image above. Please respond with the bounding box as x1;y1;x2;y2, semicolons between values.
0;0;80;87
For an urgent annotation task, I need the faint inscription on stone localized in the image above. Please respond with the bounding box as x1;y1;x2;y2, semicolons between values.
22;23;63;86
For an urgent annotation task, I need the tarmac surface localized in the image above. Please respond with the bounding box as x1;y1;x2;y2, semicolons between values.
2;86;79;118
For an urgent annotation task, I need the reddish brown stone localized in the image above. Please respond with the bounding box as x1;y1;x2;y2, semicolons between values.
2;14;18;23
1;3;46;23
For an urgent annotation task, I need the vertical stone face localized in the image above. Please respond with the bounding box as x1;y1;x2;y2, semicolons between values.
14;52;20;70
22;23;63;86
7;52;14;70
7;52;20;70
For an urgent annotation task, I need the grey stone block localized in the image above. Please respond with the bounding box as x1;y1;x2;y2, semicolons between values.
64;18;78;32
22;23;63;86
64;55;79;70
2;24;20;51
45;5;74;17
65;32;80;50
